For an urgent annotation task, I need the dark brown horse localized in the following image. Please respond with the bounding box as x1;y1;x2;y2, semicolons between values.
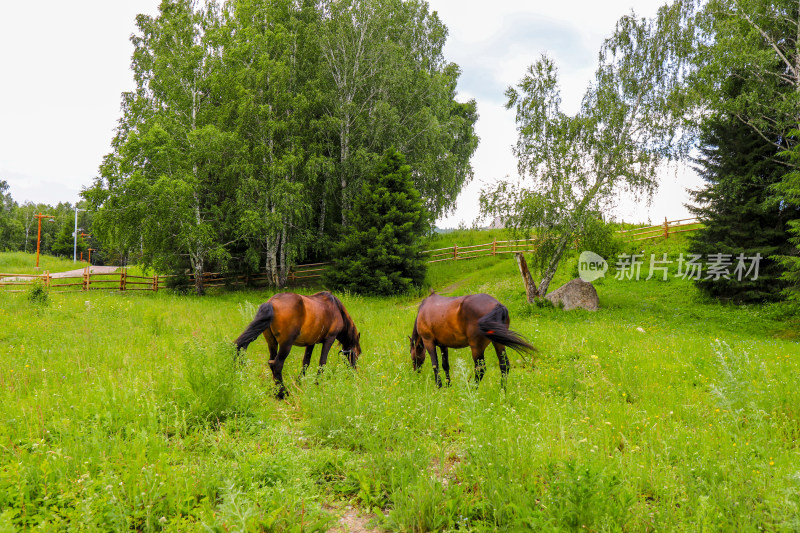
410;292;534;387
235;291;361;398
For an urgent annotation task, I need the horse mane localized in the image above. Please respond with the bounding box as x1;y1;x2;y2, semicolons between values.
318;292;358;348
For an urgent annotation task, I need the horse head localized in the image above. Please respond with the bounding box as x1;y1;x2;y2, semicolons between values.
341;330;361;368
409;333;425;370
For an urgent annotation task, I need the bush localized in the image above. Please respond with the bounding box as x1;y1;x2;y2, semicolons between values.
27;280;49;306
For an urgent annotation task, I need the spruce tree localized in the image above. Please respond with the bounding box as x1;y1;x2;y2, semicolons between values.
325;149;428;295
688;84;793;302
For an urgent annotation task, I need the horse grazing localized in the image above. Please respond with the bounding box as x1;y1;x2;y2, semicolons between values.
410;292;534;387
235;291;361;398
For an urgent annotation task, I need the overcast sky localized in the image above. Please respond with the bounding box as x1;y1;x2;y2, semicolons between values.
0;0;697;227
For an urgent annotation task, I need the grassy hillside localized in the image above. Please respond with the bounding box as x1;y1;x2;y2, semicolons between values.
0;251;85;275
1;233;798;531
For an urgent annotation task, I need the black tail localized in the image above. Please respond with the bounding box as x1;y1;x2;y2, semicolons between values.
477;304;535;354
235;302;274;351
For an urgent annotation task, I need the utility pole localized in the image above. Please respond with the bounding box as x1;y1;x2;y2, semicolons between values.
35;212;55;269
73;207;86;263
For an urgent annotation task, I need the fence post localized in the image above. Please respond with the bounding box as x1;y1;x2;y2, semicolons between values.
663;217;669;239
44;271;51;289
492;238;497;256
453;245;458;260
153;274;159;292
120;268;126;291
83;266;90;291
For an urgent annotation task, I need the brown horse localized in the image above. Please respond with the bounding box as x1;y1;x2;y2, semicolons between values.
235;291;361;398
410;292;534;387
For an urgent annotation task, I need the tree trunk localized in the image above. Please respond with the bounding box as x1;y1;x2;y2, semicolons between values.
537;232;572;297
515;253;538;303
340;120;350;225
278;225;288;286
190;253;205;296
318;195;326;237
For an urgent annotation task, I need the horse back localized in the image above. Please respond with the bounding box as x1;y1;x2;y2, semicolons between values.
269;292;341;346
416;293;501;348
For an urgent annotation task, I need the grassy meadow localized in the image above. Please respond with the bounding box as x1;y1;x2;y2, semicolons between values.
1;233;799;531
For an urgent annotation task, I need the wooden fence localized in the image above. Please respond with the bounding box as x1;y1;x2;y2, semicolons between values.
0;263;332;293
0;266;167;293
423;237;538;263
1;218;702;291
616;217;701;241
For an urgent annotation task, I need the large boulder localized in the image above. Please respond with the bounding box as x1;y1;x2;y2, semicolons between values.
545;278;599;311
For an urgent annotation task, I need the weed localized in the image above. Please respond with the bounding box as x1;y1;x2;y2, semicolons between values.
181;338;259;424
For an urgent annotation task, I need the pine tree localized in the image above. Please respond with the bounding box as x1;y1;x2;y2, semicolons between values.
325;149;428;295
688;84;793;302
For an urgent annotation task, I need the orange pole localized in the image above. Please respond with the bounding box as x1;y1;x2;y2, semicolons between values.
34;213;55;268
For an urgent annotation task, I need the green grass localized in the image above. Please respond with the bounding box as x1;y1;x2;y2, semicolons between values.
1;240;799;531
0;252;86;275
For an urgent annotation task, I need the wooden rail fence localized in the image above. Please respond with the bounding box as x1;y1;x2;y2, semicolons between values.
0;266;167;293
1;218;701;291
616;217;701;241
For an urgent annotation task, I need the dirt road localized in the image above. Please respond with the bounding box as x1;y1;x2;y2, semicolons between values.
0;265;119;282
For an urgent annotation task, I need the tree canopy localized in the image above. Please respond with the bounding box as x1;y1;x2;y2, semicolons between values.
84;0;477;294
672;0;800;298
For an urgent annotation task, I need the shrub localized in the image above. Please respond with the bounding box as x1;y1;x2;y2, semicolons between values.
27;279;49;306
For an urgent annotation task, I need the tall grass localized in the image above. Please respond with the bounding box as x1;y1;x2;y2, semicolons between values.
0;243;798;531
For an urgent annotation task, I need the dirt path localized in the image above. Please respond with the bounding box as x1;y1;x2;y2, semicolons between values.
48;265;119;278
0;265;119;282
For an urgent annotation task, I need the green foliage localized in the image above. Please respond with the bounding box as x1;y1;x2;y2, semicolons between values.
480;10;686;296
771;137;800;299
688;92;794;302
49;219;87;259
83;0;477;292
26;279;49;306
180;338;260;424
0;180;24;252
325;149;428;295
668;1;800;301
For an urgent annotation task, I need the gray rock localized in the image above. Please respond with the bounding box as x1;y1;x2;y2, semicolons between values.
545;278;599;311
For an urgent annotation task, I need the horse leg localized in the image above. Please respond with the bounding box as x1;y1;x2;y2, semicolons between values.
264;331;278;366
440;346;451;387
471;345;487;384
425;341;442;388
493;341;510;389
270;341;294;399
300;345;314;377
316;336;337;377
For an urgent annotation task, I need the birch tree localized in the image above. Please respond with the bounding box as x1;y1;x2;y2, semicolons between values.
481;8;687;296
86;0;236;295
